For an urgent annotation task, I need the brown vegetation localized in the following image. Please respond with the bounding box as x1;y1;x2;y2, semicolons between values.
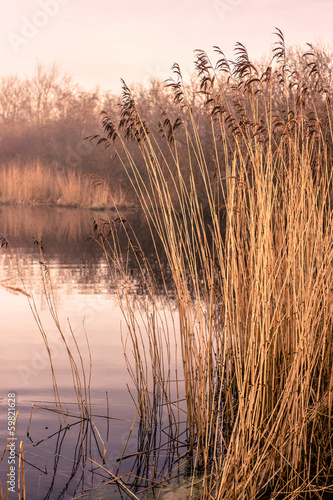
90;31;333;498
0;161;128;208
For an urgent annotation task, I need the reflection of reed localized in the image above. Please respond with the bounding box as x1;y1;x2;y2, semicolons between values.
0;206;177;298
0;205;98;246
26;405;109;499
119;398;190;494
0;205;163;262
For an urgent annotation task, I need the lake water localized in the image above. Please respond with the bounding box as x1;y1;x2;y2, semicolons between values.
0;206;186;499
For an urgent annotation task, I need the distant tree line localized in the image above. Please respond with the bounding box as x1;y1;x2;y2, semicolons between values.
1;43;332;201
0;62;113;180
0;61;187;196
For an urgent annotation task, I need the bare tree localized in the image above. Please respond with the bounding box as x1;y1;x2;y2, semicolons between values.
28;61;74;125
0;74;29;122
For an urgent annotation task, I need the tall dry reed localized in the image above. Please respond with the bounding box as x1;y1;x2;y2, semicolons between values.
91;31;333;498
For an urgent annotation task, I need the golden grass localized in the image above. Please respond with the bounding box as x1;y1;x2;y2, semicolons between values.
0;161;129;209
91;33;333;498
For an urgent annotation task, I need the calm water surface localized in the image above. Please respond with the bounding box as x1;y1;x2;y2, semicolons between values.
0;206;183;499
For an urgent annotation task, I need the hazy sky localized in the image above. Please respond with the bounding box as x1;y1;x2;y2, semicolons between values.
1;0;332;92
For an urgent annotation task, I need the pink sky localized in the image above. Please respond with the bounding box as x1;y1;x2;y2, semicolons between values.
1;0;332;92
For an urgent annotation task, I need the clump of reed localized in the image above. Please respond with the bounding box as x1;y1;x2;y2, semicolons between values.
0;161;129;209
91;30;333;498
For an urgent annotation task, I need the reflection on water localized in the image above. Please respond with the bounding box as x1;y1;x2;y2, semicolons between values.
1;205;122;297
0;206;181;499
0;205;172;298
